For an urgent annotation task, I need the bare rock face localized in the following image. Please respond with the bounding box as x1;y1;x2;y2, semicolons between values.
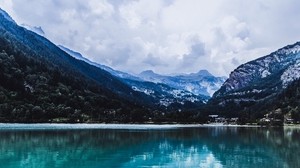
214;42;300;100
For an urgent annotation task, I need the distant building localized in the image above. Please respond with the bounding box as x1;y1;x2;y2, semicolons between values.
215;117;226;123
208;115;218;122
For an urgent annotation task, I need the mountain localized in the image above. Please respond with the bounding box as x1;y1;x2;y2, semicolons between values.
139;70;226;97
0;10;149;102
0;8;208;122
0;8;156;122
59;45;208;107
210;42;300;120
214;42;300;98
125;79;208;108
58;45;142;81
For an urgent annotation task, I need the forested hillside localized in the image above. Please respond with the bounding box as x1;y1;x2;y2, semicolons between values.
0;48;150;122
0;10;153;122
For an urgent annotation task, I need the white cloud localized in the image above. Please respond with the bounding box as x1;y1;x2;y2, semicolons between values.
1;0;300;76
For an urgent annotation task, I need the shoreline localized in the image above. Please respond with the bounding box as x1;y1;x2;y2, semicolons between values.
0;123;265;130
283;124;300;128
0;123;298;130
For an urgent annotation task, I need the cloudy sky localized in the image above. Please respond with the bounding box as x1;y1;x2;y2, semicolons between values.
1;0;300;76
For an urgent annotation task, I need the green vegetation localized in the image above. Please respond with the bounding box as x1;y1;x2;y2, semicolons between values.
0;12;299;124
275;79;300;123
0;49;145;123
207;77;300;125
0;43;205;123
0;38;298;124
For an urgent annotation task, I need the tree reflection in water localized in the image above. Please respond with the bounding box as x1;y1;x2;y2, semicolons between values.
0;127;299;168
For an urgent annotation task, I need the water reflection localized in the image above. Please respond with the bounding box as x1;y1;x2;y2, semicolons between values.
0;127;299;168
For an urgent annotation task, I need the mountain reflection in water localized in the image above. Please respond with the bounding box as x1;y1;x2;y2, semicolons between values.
0;126;299;168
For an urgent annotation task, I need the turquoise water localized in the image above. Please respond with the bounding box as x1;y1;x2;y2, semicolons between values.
0;125;299;168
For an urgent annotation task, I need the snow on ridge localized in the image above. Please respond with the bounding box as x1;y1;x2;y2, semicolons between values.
277;45;300;55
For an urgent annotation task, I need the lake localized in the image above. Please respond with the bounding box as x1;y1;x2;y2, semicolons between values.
0;124;299;168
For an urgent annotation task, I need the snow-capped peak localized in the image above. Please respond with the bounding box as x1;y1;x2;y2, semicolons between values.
0;8;16;23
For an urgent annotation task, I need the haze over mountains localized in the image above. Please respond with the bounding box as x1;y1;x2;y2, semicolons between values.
0;8;210;122
138;70;226;97
0;7;300;123
58;44;209;107
0;8;151;122
21;20;227;98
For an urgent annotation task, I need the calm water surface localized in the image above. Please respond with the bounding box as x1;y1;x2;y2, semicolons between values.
0;125;299;168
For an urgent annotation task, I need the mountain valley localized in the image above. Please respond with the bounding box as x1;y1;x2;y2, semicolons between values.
0;8;300;124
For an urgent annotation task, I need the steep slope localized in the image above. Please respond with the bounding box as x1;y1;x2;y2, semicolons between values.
58;45;142;81
0;8;152;103
273;79;300;122
215;42;300;97
139;70;226;97
125;79;207;108
214;42;300;99
59;46;207;107
0;8;208;123
210;42;300;119
0;8;155;122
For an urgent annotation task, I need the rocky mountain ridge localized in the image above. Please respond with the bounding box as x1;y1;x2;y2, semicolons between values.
139;70;226;97
215;42;300;98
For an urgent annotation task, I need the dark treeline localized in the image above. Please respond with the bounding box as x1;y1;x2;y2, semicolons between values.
0;39;205;123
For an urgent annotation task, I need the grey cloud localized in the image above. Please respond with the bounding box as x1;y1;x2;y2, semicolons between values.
143;53;166;67
190;42;206;57
237;28;250;41
2;0;300;76
94;45;131;67
231;58;240;66
179;41;207;71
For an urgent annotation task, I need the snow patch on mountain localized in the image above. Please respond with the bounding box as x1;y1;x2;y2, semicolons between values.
139;70;226;97
214;41;300;102
281;60;300;88
261;70;271;78
159;99;173;107
277;44;300;55
217;42;300;96
199;81;223;96
58;45;206;106
131;86;154;96
185;84;194;93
